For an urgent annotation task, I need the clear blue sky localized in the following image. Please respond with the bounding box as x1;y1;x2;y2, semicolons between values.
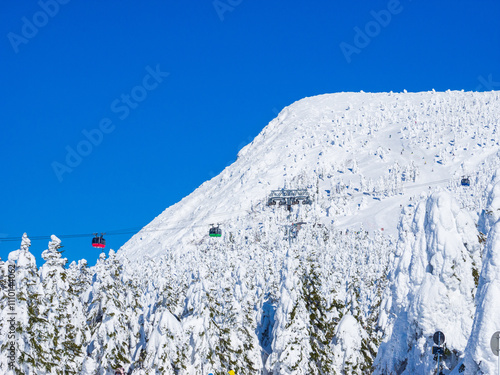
1;0;499;266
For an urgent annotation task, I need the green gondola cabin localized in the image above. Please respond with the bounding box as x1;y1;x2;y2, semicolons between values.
209;224;222;237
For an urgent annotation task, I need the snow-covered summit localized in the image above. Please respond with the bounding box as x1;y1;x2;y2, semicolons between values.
120;90;500;262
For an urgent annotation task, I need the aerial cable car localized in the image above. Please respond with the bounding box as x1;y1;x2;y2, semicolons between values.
209;224;222;238
92;233;106;249
461;176;471;186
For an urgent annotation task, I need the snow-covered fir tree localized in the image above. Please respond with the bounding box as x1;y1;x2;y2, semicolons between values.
375;192;481;374
86;250;136;374
38;235;88;374
302;251;335;374
9;234;47;375
463;176;500;374
266;248;311;375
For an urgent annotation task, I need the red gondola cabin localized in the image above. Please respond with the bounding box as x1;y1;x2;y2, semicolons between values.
92;234;106;249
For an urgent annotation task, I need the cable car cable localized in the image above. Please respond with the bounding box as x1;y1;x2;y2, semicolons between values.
0;175;470;244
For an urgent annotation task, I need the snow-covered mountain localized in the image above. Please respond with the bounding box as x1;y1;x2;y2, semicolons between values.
3;90;500;375
121;90;499;261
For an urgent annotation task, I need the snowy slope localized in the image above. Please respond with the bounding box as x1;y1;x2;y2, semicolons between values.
120;90;500;262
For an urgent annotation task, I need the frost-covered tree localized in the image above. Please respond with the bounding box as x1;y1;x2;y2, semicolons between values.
7;233;47;375
139;254;190;374
182;269;223;374
463;178;500;374
266;249;311;374
477;169;500;238
212;284;242;373
375;192;481;374
332;312;364;375
38;235;86;373
302;252;335;374
68;259;93;308
231;264;262;374
121;271;146;372
142;307;181;374
331;273;371;375
208;264;262;375
86;250;134;374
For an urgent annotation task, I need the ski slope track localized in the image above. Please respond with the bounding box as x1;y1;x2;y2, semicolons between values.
120;90;500;263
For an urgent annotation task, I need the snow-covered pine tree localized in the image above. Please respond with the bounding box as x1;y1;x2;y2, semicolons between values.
266;249;311;375
332;312;365;375
38;235;87;373
170;231;260;375
463;176;500;374
86;250;134;374
374;202;416;374
302;250;335;375
182;268;223;374
232;264;262;374
123;270;145;372
7;233;47;375
211;263;262;375
68;258;93;308
477;169;500;238
140;253;190;374
212;282;241;374
142;303;181;374
374;192;481;374
67;259;92;366
159;258;187;319
331;270;368;375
